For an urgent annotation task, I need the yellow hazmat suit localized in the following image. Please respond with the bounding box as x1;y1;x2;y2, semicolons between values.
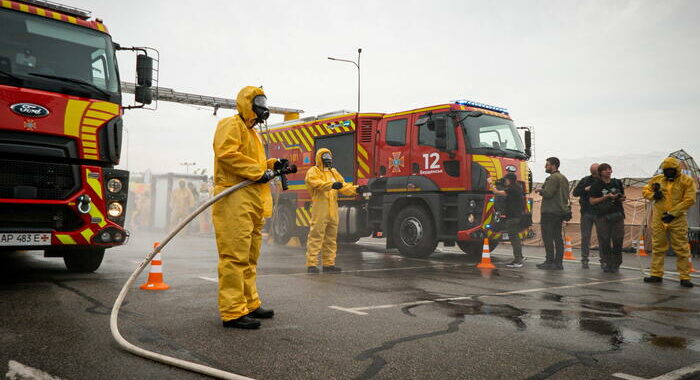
642;157;697;280
170;182;195;227
212;86;278;321
305;148;357;267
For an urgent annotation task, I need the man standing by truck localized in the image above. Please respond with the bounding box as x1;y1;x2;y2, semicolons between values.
489;173;525;268
536;157;570;270
573;163;600;269
305;149;357;273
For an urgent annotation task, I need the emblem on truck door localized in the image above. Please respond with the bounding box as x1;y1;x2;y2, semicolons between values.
11;103;50;118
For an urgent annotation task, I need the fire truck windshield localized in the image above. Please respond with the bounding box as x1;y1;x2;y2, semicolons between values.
457;112;527;159
0;8;120;103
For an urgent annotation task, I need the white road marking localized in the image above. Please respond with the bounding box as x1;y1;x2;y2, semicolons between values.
198;276;217;282
613;360;700;379
329;277;640;315
6;361;62;380
612;374;647;380
328;306;369;316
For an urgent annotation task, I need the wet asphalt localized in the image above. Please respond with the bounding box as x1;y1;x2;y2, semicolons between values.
1;231;700;380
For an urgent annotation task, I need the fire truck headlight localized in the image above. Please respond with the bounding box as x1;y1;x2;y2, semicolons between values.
467;214;475;224
108;202;123;217
107;178;123;193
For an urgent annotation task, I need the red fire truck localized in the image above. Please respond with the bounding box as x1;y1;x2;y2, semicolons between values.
266;100;533;258
0;0;155;271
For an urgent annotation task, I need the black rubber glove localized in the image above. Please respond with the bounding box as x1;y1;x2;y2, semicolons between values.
357;185;368;194
661;212;675;224
652;183;663;200
273;158;289;171
331;182;343;190
257;169;275;183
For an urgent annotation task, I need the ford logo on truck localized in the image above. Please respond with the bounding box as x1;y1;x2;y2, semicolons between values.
10;103;50;118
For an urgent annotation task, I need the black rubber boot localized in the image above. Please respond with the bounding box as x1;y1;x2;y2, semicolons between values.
323;265;342;273
307;266;320;273
680;280;694;288
643;276;663;283
222;315;261;329
248;307;274;319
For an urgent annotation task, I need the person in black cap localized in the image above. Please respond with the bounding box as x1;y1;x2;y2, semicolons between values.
489;172;525;267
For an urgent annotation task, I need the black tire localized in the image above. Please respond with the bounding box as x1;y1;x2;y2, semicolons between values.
272;204;295;245
63;248;105;273
392;206;438;258
457;240;499;258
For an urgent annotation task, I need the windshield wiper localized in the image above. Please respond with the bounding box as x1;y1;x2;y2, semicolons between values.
475;146;506;154
0;69;23;82
505;148;528;158
28;73;111;98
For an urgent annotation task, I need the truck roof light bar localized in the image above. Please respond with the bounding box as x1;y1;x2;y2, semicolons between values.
17;0;91;19
454;99;509;115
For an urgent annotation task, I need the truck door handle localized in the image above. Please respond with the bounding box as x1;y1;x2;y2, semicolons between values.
412;163;419;174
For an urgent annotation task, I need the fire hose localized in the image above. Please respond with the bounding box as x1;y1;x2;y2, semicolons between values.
110;163;297;380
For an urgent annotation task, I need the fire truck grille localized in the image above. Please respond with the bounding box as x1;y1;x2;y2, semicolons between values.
0;159;81;200
0;204;84;232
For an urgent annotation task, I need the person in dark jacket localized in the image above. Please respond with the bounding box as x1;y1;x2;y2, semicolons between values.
589;163;626;273
572;163;600;269
489;173;525;268
535;157;570;270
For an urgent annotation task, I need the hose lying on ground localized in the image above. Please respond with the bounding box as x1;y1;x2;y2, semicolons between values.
111;164;296;380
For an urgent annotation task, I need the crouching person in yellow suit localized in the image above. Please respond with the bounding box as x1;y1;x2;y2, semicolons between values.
212;86;288;329
642;157;697;288
305;148;357;273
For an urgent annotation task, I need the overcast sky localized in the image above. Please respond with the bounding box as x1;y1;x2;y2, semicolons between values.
67;0;699;181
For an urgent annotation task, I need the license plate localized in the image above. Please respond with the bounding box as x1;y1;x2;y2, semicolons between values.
501;233;509;241
0;232;52;246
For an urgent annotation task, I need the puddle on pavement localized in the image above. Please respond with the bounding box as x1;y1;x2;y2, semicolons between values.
409;290;700;352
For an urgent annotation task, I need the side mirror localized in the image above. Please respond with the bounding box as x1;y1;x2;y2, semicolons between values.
524;130;532;158
135;85;152;104
434;118;447;151
136;54;153;86
135;54;153;104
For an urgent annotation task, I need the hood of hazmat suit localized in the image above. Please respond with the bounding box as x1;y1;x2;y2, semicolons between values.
304;148;357;267
211;86;279;321
641;156;697;280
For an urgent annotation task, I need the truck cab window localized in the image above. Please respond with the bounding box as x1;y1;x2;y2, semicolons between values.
417;115;457;150
386;118;407;146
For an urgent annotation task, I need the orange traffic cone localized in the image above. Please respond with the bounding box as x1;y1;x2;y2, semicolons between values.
689;244;697;273
140;242;170;290
563;236;576;260
637;236;648;257
476;238;496;269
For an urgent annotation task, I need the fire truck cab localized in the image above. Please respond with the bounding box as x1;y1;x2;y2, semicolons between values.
266;100;533;258
0;0;155;271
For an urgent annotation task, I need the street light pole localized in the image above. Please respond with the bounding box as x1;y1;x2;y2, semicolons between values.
328;48;362;113
180;162;196;175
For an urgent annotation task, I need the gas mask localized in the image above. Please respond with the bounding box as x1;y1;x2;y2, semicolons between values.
252;95;270;124
321;153;333;168
663;168;678;181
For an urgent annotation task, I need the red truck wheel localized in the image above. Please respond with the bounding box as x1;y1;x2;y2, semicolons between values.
272;205;295;245
63;248;105;273
393;206;438;258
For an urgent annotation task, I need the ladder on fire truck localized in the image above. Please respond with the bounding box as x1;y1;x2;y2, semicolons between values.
121;82;303;120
